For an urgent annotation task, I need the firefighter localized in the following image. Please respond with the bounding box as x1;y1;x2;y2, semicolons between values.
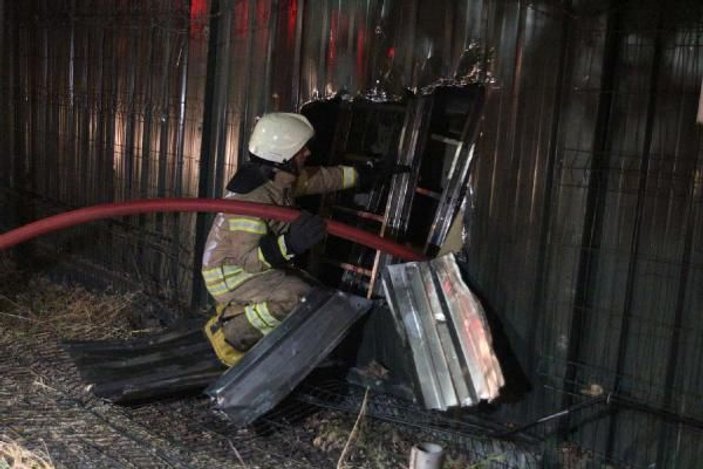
201;112;381;367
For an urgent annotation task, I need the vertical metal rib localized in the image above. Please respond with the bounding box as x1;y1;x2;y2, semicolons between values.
424;86;482;254
192;0;233;308
370;95;433;295
561;0;623;432
291;0;305;110
527;0;572;387
383;264;449;409
606;6;666;459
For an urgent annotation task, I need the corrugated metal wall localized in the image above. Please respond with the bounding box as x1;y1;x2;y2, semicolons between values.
1;0;702;465
462;1;703;466
0;0;210;301
462;2;703;467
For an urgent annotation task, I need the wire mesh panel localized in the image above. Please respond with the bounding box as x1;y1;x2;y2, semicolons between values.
462;0;703;466
0;0;210;304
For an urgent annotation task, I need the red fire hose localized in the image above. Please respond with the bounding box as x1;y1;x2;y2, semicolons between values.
0;198;427;261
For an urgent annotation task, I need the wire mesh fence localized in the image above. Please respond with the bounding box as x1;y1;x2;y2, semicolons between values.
462;0;703;466
0;0;210;306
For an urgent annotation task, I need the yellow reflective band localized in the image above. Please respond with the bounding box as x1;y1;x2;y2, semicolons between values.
255;302;280;328
203;271;224;283
203;265;244;285
215;303;227;317
201;264;265;299
228;217;267;234
206;282;231;296
224;270;259;290
222;265;245;281
202;265;237;282
257;247;272;269
277;235;294;260
342;166;357;189
245;304;275;335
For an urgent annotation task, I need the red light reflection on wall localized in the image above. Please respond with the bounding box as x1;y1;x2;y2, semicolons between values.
256;0;270;25
234;1;249;37
327;9;338;64
287;0;298;44
190;0;208;39
356;27;366;83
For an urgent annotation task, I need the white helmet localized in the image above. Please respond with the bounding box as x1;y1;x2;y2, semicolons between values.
248;112;314;164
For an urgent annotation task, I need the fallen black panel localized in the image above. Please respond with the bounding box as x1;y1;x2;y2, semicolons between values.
64;318;226;403
206;288;372;427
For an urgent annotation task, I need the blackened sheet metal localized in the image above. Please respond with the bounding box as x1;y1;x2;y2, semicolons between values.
425;86;486;253
373;84;486;296
382;254;504;410
206;287;372;427
64;319;226;403
370;94;434;297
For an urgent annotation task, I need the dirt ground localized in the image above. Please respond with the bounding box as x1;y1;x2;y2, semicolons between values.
0;254;537;468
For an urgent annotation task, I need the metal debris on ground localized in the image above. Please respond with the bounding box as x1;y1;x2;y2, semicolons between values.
382;253;505;410
0;264;537;467
64;319;225;404
207;288;373;427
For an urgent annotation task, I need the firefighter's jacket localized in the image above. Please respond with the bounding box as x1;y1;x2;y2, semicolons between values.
201;163;357;307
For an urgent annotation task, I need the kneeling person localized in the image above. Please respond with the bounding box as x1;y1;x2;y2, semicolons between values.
201;112;361;366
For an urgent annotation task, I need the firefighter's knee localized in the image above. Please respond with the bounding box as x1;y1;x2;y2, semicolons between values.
205;298;303;366
222;314;263;351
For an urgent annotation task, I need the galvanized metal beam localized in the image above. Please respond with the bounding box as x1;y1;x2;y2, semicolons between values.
382;254;504;410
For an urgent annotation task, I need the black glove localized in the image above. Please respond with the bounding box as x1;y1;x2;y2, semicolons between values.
284;212;326;255
355;160;410;192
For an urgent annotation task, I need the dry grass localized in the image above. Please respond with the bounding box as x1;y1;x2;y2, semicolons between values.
336;389;370;469
0;436;54;469
306;406;480;469
0;254;510;468
0;277;140;340
0;255;148;341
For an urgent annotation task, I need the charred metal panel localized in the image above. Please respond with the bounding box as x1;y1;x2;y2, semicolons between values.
65;319;225;403
302;99;409;297
206;288;372;427
424;88;485;253
382;254;504;410
308;84;487;298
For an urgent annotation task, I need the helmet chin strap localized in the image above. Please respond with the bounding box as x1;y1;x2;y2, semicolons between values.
277;158;300;176
249;153;299;178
